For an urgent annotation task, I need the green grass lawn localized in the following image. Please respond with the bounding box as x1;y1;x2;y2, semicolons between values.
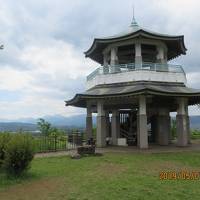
1;151;200;200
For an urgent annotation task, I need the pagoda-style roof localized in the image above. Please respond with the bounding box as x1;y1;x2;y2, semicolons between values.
85;19;187;64
65;81;200;108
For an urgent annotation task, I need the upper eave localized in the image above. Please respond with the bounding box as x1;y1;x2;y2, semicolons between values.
84;29;187;64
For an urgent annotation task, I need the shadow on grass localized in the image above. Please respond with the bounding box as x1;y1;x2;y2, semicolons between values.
71;152;103;160
0;168;40;189
82;153;103;157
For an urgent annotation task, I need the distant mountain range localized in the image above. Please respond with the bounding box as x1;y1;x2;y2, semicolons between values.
189;116;200;129
0;122;37;132
0;114;93;132
0;114;199;132
0;114;88;126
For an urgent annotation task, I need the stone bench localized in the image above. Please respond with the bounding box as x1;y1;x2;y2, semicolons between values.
77;145;95;155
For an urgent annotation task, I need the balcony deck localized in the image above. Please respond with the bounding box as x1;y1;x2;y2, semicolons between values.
86;63;186;90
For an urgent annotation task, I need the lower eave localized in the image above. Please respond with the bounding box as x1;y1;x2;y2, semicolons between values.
65;82;200;108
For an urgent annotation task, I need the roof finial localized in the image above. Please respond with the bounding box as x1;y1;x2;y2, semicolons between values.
131;4;138;26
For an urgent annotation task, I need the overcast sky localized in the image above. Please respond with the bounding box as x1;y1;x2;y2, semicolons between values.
0;0;200;120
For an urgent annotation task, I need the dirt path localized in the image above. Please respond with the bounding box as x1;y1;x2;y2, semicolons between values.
35;140;200;158
35;150;76;158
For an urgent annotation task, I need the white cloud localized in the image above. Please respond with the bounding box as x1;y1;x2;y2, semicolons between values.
0;96;85;120
0;67;32;90
0;0;200;120
20;40;94;79
0;39;96;119
186;72;200;88
189;106;200;116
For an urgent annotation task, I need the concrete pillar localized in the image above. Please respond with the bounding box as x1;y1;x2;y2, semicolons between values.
103;53;109;74
156;46;165;64
110;47;118;65
105;111;110;138
137;95;148;149
185;106;191;144
129;112;133;133
96;101;106;147
86;103;93;140
168;119;173;144
111;109;120;145
151;115;157;143
103;53;109;66
164;50;168;63
176;98;188;147
110;47;120;73
157;108;170;145
135;43;142;69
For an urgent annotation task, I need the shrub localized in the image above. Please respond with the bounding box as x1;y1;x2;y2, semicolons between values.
191;129;200;139
3;134;35;176
49;127;65;137
0;133;11;167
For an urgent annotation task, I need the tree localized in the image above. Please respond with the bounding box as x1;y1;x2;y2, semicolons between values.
37;118;52;136
49;127;65;137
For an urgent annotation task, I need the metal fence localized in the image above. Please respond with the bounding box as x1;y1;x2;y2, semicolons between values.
67;133;84;150
87;62;185;81
34;133;84;153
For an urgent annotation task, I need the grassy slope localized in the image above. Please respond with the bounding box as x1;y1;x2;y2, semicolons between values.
0;152;200;200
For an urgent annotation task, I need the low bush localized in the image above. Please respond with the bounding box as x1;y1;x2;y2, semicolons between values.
3;134;35;176
191;129;200;139
0;133;11;167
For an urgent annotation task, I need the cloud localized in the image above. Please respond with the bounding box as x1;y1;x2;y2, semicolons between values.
0;0;200;119
0;38;95;119
186;72;200;88
0;67;32;91
0;96;85;120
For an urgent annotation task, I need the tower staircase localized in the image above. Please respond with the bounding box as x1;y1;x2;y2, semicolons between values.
120;111;152;146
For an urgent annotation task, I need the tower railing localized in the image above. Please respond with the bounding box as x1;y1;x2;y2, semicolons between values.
87;62;185;81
